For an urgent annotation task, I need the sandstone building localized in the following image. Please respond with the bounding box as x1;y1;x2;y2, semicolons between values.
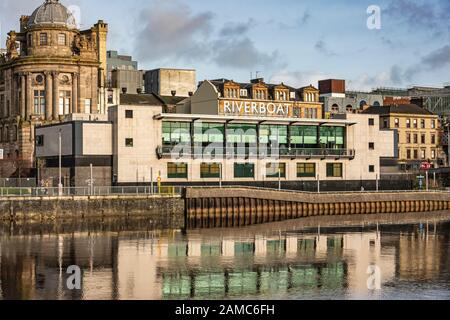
0;0;108;177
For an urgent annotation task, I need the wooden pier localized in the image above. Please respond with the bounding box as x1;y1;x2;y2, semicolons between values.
184;187;450;228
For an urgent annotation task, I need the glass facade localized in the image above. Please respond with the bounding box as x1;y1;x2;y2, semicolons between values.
290;126;318;148
319;126;345;148
162;122;191;146
227;124;257;157
194;123;224;156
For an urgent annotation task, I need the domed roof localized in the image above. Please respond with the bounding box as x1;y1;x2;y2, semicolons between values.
27;0;77;29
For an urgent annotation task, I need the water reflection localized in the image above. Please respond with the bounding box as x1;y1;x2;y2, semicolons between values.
1;216;450;300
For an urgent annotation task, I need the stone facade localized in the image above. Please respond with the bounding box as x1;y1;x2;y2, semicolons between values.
0;0;108;177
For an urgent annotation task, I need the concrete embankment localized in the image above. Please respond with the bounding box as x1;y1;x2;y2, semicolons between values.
0;195;184;228
185;187;450;228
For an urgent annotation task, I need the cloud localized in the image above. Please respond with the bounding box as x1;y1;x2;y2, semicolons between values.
384;0;450;35
404;45;450;81
269;70;334;88
134;0;214;63
212;37;281;69
134;2;282;70
219;20;254;37
314;40;337;57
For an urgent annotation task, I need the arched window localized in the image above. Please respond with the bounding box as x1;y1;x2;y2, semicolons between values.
346;105;353;113
373;101;381;107
360;100;367;108
331;104;339;113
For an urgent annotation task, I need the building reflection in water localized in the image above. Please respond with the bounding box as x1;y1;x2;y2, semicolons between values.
0;221;449;300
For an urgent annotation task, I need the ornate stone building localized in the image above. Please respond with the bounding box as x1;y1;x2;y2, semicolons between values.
0;0;108;177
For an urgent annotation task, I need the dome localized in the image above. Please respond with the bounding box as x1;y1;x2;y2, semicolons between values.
27;0;77;29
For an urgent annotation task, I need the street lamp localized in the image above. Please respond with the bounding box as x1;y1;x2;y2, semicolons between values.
58;129;63;196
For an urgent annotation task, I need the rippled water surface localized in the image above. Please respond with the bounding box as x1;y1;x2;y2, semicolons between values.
1;214;450;300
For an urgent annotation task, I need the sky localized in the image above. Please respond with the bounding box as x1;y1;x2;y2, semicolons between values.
1;0;449;91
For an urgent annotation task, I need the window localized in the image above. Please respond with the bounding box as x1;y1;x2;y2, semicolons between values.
431;134;436;144
28;34;32;46
107;90;114;104
420;119;425;129
407;149;411;159
125;138;133;147
383;119;388;128
406;119;411;128
234;163;255;178
431;149;436;159
58;91;70;115
368;118;375;126
413;149;418;159
395;118;400;128
290;91;296;100
431;120;436;129
421;149;426;159
125;110;133;119
34;90;46;115
326;163;343;177
319;126;345;149
413;119;418;128
36;135;44;147
162;122;191;146
369;165;375;173
413;134;418;144
58;33;66;46
240;89;247;97
290;126;318;148
421;134;426;144
266;163;286;178
297;163;316;178
200;163;221;178
12;125;17;142
369;142;375;150
39;33;48;46
168;163;188;179
406;133;411;144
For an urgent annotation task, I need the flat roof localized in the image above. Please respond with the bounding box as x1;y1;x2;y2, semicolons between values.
154;113;357;126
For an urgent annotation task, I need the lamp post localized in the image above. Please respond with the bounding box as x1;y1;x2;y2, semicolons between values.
58;129;63;196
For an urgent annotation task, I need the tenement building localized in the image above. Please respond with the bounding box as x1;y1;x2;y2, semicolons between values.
362;104;446;171
0;0;108;176
35;77;396;191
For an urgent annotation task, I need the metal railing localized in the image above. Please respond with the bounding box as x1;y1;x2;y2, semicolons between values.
160;146;355;159
0;186;183;197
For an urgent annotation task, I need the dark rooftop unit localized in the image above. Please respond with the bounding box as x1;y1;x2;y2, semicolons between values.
361;104;435;116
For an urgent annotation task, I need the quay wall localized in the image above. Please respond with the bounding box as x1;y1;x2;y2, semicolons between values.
0;195;185;228
185;187;450;228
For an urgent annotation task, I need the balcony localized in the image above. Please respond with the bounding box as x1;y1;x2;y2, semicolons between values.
157;145;355;160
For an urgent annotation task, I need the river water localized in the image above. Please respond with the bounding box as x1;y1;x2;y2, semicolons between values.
1;212;450;300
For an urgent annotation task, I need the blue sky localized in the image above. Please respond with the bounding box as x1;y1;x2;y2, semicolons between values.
1;0;449;90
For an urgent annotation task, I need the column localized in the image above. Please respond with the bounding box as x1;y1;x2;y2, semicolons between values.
26;72;33;119
72;73;78;113
20;73;26;119
45;72;53;121
52;71;59;119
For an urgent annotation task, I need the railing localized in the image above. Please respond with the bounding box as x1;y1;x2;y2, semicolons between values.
159;146;355;159
0;186;183;197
